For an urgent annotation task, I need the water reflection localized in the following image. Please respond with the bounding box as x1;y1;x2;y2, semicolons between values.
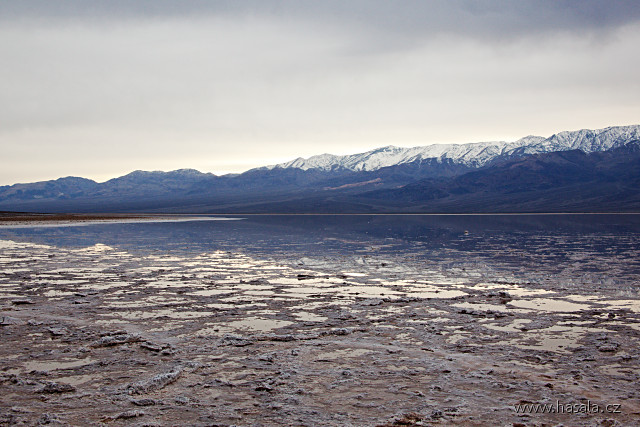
1;214;640;359
1;214;639;286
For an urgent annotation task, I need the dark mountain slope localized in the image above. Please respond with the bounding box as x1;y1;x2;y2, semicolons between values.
0;158;472;213
0;130;638;214
198;143;640;213
0;177;99;202
352;143;640;212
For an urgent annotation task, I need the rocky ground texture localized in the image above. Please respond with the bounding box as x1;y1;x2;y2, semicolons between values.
1;239;639;426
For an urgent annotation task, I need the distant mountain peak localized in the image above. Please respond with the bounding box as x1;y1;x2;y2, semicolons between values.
265;125;639;172
171;168;207;175
1;124;639;213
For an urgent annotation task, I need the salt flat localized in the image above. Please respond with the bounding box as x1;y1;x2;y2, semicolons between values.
1;219;639;425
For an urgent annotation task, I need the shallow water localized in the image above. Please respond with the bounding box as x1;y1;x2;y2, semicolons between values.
2;214;638;285
1;214;639;425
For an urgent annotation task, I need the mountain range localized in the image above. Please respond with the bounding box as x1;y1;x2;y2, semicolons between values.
1;125;639;213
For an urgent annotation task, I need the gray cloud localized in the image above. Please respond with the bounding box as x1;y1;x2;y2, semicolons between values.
0;1;639;184
3;1;640;37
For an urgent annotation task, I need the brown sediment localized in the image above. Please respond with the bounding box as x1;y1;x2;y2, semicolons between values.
0;212;228;228
0;241;639;425
0;212;153;222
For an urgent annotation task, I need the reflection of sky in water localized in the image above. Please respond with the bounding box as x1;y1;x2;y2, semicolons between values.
1;214;638;287
1;215;640;357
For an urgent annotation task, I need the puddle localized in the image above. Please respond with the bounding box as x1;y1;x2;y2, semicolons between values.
227;317;294;332
41;290;78;297
470;282;555;297
234;284;275;291
453;302;530;313
0;293;27;299
290;301;336;311
35;279;88;286
270;277;338;287
243;290;277;297
495;324;610;353
338;285;402;298
281;286;335;295
218;295;278;303
507;336;579;353
601;299;640;313
121;309;213;320
104;300;155;308
564;294;603;303
188;289;236;297
508;298;591;312
293;312;328;322
203;303;236;310
20;358;96;372
406;288;468;299
447;333;470;344
483;319;533;333
79;281;129;290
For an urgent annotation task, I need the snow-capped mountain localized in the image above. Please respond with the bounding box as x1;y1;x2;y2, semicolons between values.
267;125;640;172
1;124;639;214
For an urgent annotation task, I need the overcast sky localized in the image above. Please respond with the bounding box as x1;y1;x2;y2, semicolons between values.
1;0;639;185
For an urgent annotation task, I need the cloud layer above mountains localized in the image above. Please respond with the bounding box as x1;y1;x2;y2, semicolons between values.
1;1;639;184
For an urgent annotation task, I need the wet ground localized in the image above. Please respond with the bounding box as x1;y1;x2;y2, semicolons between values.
0;216;639;425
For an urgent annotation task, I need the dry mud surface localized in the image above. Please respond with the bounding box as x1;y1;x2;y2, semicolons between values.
1;238;639;426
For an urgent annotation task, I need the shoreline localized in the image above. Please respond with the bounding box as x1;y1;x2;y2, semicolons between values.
0;213;242;228
2;212;640;220
0;213;155;222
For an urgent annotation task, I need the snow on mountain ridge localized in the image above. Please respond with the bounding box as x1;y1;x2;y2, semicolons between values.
266;125;639;172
